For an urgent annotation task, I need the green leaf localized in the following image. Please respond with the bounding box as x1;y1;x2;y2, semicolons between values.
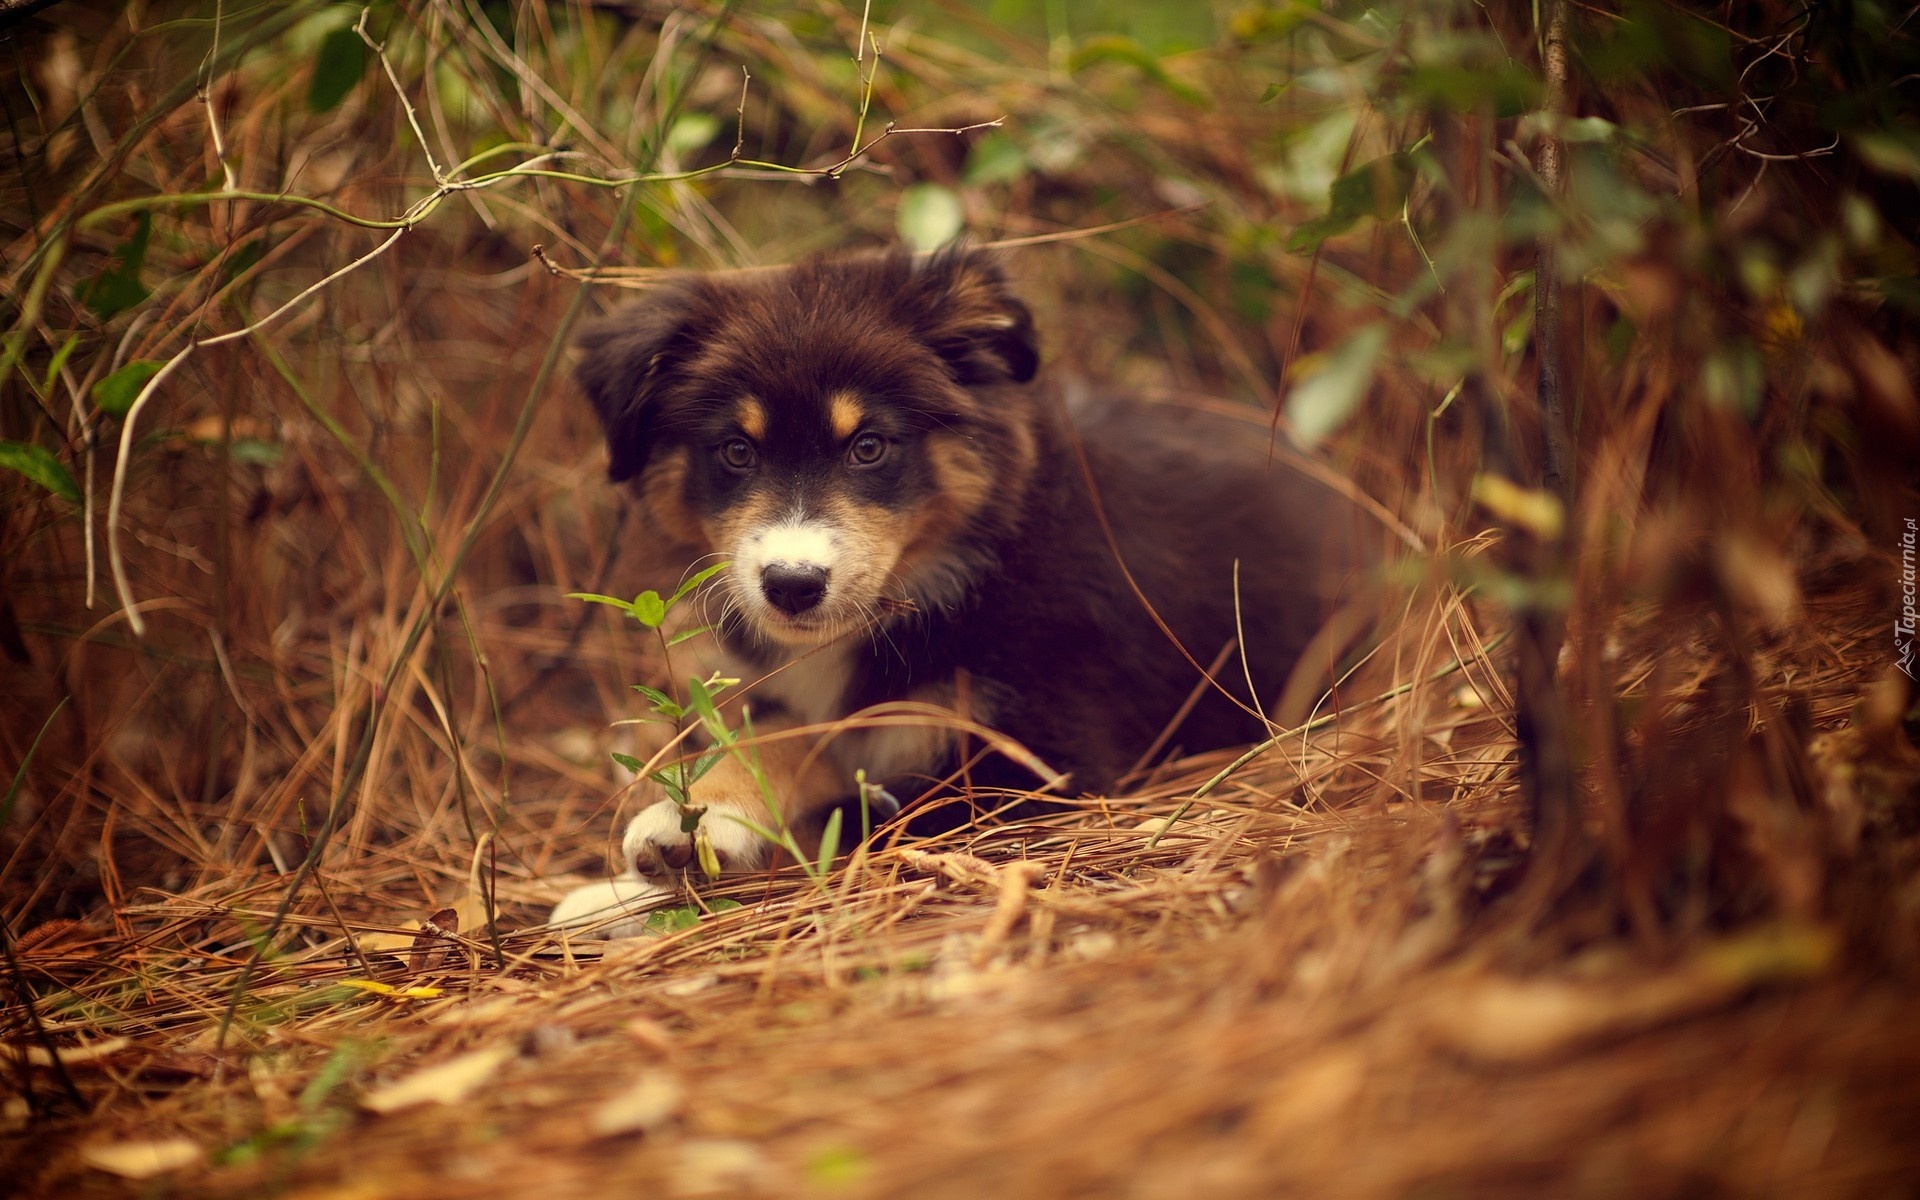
667;561;729;607
1403;65;1542;118
631;590;667;628
1228;3;1316;43
963;132;1028;186
685;674;738;743
1855;132;1920;183
687;749;724;786
1288;152;1417;253
0;441;81;504
897;184;965;254
1559;117;1619;144
76;213;152;319
1285;324;1388;448
815;806;843;877
685;674;715;721
666;625;713;648
665;112;722;160
653;768;688;807
1502;306;1534;356
632;684;683;718
307;26;366;113
220;237;269;285
1703;343;1764;418
706;898;742;913
91;359;163;417
42;335;79;392
1066;35;1209;107
567;591;636;616
643;905;701;935
678;805;705;834
230;439;284;465
611;751;646;773
1258;82;1289;103
1587;1;1730;88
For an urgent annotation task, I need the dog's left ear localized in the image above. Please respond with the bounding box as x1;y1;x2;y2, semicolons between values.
573;280;704;483
909;245;1040;385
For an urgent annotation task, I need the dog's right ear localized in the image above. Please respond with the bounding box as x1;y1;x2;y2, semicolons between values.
572;283;702;483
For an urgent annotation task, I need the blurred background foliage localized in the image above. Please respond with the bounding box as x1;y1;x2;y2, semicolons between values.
0;0;1915;945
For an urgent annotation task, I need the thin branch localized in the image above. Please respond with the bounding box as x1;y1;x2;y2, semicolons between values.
106;229;407;635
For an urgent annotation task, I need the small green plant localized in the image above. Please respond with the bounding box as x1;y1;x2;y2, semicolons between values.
571;565;845;885
215;1041;371;1168
571;563;734;875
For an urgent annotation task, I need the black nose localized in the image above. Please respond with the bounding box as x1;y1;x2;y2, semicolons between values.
761;564;829;615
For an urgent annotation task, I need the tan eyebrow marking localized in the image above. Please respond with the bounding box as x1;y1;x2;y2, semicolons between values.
736;397;768;442
829;391;864;441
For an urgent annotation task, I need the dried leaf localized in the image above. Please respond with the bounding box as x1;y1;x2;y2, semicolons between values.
973;861;1046;966
80;1138;201;1178
1421;927;1834;1065
1252;1048;1366;1132
410;907;460;972
360;1045;513;1114
3;1036;130;1067
590;1073;683;1137
442;835;497;941
359;920;423;956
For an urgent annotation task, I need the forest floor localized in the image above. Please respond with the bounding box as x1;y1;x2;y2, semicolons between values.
5;572;1918;1199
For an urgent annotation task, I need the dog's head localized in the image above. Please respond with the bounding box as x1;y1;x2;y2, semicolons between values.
574;245;1041;648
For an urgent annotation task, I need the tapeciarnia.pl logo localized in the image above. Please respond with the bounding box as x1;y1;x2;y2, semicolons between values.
1900;516;1917;680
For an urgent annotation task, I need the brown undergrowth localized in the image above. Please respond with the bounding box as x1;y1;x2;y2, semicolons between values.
3;573;1917;1198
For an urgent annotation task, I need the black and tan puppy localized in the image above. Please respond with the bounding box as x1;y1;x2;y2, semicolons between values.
553;246;1371;912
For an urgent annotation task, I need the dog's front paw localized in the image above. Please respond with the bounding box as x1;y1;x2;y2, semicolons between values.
548;874;669;939
622;800;770;879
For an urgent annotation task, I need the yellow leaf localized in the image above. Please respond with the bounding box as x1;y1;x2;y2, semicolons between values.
1471;474;1564;539
338;979;443;1000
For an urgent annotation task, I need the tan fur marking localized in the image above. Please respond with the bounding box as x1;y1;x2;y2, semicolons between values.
690;711;847;831
636;447;705;549
898;435;994;571
708;490;781;558
816;493;902;555
830;392;864;441
736;397;768;442
926;436;995;515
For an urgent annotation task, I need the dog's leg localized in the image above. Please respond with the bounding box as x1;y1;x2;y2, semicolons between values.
548;874;668;939
622;722;848;877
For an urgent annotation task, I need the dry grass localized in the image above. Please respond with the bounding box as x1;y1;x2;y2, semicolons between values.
4;2;1920;1197
5;579;1916;1198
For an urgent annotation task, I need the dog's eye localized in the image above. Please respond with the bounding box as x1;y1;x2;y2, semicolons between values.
847;433;887;466
719;439;758;471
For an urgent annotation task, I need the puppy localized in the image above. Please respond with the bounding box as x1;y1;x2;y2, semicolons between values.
550;246;1371;928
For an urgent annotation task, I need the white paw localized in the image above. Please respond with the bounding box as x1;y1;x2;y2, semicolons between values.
622;800;770;878
548;875;669;939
